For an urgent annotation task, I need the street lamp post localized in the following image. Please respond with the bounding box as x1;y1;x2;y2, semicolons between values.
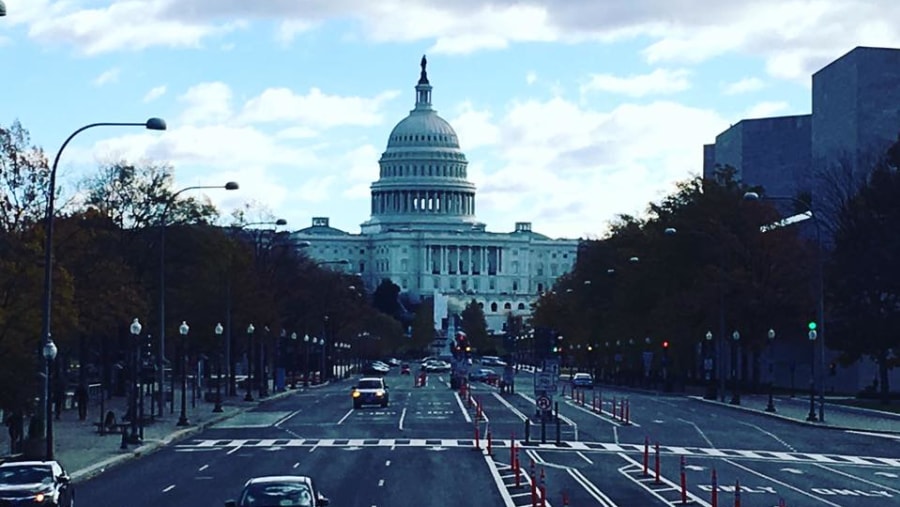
41;118;165;449
245;324;255;401
157;181;238;417
214;323;224;412
730;330;741;405
129;318;142;442
43;339;58;459
766;328;777;412
177;321;190;426
807;327;818;422
744;191;826;422
703;331;716;400
304;335;311;387
0;1;7;16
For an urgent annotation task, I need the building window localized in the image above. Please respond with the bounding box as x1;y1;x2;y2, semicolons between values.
489;279;495;290
401;278;408;289
512;281;518;291
359;262;365;273
490;302;498;312
537;283;544;293
517;303;526;310
433;277;440;289
536;263;544;276
504;302;511;310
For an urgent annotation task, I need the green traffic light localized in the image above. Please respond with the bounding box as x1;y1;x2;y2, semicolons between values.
808;321;817;330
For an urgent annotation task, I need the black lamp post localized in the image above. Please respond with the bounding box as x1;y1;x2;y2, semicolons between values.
765;328;777;412
129;318;142;442
290;332;298;389
214;323;224;412
729;330;741;405
703;331;716;400
806;327;818;421
177;321;190;426
303;335;310;387
245;324;255;401
43;339;58;459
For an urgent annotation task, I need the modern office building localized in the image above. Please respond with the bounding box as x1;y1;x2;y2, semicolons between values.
290;57;579;333
702;46;900;392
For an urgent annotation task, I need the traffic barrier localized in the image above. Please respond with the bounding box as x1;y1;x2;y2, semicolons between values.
711;469;718;507
624;399;631;426
612;397;618;420
540;467;547;507
486;429;493;456
619;398;626;421
530;459;537;507
474;423;480;450
510;432;516;463
734;479;741;507
562;490;569;506
514;449;521;488
654;443;661;485
778;498;785;507
680;456;687;504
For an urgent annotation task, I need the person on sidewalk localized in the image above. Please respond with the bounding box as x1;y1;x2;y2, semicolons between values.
4;409;23;454
75;384;89;421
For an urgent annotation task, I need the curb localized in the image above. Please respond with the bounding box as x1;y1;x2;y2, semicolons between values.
70;386;303;482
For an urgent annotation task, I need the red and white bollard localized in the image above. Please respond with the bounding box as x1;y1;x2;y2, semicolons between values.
540;467;547;507
680;455;687;504
643;436;649;477
486;430;493;456
734;479;741;507
654;443;661;485
711;469;718;507
625;399;631;425
474;423;480;450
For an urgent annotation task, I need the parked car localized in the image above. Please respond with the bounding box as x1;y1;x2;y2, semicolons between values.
225;475;329;507
351;377;390;408
400;364;411;375
571;372;594;389
468;368;497;382
0;460;75;507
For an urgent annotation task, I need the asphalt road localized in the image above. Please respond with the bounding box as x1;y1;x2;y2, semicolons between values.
76;368;900;506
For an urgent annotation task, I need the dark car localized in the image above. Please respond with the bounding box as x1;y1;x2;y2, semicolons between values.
0;460;75;507
400;363;411;375
225;475;329;507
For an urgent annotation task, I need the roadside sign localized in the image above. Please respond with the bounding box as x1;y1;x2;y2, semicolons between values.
534;372;557;394
536;395;552;411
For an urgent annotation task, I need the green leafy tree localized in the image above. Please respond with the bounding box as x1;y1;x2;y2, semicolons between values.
409;298;436;355
829;142;900;403
460;299;490;354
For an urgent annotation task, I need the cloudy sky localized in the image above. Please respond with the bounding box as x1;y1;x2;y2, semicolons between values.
2;0;899;239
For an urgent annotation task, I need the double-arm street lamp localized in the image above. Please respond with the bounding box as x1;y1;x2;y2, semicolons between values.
744;191;826;422
177;321;191;426
41;118;166;450
157;181;238;416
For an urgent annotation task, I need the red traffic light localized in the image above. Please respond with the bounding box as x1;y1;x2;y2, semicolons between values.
662;340;669;349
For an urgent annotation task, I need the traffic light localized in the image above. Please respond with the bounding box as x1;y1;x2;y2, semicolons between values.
808;321;817;331
662;340;669;349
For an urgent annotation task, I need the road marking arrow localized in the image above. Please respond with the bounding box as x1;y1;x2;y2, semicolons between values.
780;468;804;474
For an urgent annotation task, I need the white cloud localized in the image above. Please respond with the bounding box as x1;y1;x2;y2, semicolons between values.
92;67;120;86
23;1;900;84
526;71;538;85
450;103;501;150
744;101;790;118
723;77;765;95
177;82;234;125
239;87;401;128
580;68;691;97
142;85;167;102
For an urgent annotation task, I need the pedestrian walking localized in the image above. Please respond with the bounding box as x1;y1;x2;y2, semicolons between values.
5;410;23;454
75;383;89;421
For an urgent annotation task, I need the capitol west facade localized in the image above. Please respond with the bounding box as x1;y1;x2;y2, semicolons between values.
290;57;578;332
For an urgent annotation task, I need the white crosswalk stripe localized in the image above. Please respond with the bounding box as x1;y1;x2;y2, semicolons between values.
176;438;900;467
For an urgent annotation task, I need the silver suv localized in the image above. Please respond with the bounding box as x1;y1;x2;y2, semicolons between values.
351;377;389;409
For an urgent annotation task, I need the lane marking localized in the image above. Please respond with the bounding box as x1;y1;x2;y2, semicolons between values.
813;463;900;495
724;458;843;507
377;479;384;487
293;462;300;469
226;440;247;455
677;418;714;448
198;464;208;472
399;408;407;431
737;421;797;452
337;409;352;425
162;485;175;493
274;409;301;427
613;425;619;445
568;467;617;506
491;392;529;420
577;452;594;464
617;453;711;507
385;460;391;467
454;392;473;424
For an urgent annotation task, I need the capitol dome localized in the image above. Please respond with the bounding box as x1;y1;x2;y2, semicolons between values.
362;56;480;234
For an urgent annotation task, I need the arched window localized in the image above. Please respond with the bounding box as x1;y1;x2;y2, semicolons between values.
490;302;498;312
504;302;512;310
517;303;526;310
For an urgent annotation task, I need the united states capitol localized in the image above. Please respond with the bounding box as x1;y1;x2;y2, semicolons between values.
289;57;578;333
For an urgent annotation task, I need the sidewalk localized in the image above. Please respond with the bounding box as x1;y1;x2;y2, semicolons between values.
0;382;310;482
692;392;900;434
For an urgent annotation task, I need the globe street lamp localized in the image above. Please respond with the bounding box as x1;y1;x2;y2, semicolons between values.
703;331;716;400
0;1;7;16
765;328;777;413
214;323;224;413
730;330;741;405
157;181;238;417
289;332;298;389
43;339;58;459
177;321;190;426
129;318;142;442
303;335;310;387
245;324;255;401
806;326;819;422
40;118;166;447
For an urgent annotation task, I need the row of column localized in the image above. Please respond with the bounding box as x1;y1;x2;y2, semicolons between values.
372;190;474;215
426;245;502;275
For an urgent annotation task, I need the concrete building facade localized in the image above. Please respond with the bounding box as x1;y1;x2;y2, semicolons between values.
290;57;578;332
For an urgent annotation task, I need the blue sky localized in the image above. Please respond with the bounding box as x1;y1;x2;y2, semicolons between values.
1;0;897;239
